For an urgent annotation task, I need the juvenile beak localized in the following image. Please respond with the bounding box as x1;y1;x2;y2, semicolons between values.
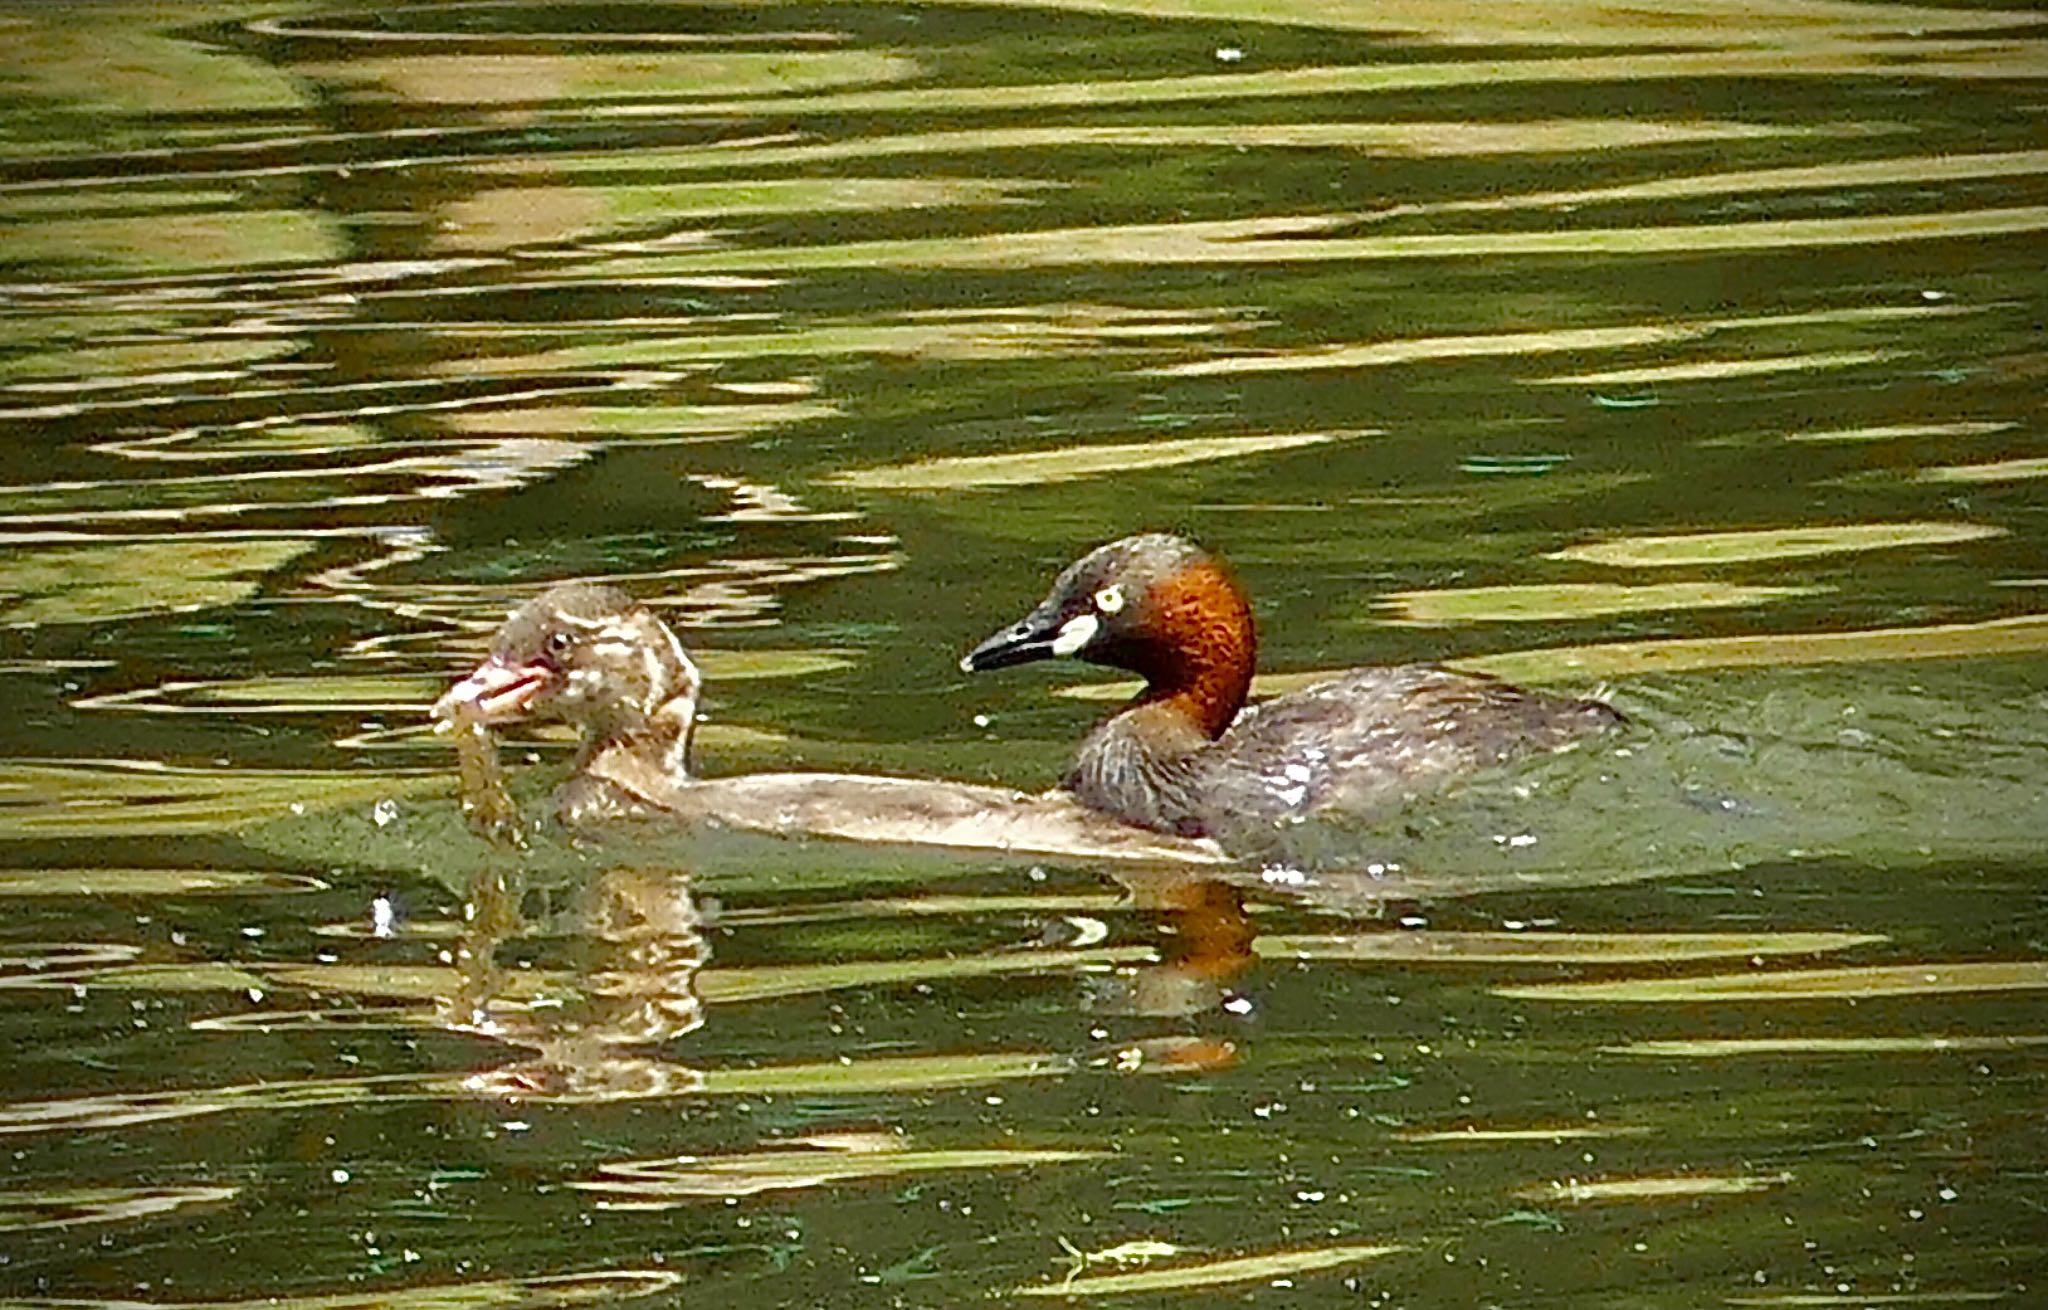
432;656;553;723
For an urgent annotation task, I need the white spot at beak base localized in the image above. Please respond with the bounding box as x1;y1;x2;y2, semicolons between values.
1050;613;1099;656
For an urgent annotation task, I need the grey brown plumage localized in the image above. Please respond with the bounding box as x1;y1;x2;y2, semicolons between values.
964;535;1623;845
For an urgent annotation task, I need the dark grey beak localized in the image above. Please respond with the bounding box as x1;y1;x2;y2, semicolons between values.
959;610;1063;674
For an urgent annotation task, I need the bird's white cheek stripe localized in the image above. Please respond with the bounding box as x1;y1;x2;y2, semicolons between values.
1051;613;1099;656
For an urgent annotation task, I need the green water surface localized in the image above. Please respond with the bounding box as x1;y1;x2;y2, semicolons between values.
0;2;2044;1306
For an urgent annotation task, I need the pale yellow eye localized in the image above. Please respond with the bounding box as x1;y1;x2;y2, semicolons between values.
1094;585;1125;614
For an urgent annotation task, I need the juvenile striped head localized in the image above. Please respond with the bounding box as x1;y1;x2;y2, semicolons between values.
434;583;701;744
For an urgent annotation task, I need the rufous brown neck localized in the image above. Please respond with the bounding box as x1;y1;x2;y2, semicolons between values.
1128;557;1256;741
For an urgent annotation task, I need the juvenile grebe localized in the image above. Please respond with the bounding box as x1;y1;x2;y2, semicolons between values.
961;534;1622;843
433;583;1224;865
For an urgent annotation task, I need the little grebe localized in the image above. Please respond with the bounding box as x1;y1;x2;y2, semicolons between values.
434;583;1224;865
961;534;1622;843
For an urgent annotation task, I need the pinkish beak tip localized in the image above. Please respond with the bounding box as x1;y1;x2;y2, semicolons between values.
432;658;548;723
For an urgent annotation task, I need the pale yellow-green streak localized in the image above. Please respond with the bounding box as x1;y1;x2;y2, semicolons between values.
301;50;919;104
831;430;1368;491
1546;521;2002;567
1396;1123;1651;1143
1497;960;2048;1003
436;177;1045;250
1013;1241;1406;1297
487;118;1832;176
1518;1172;1791;1202
703;1049;1073;1096
436;305;1239;373
0;1184;240;1234
574;1142;1100;1203
584;206;2048;275
0;8;310;113
0;210;342;272
246;948;1149;1009
1154;304;1974;378
0;869;325;897
1608;1035;2048;1057
1257;931;1881;965
0;337;299;383
881;0;2031;45
1915;456;2048;484
1787;420;2016;443
1413;149;2048;216
1528;349;1902;386
436;402;840;438
1378;582;1823;626
536;45;2048;125
1462;615;2048;683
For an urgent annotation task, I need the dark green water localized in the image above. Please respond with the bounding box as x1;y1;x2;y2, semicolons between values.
1;3;2045;1306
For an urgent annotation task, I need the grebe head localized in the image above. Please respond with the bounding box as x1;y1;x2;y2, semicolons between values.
433;583;702;749
961;535;1256;724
